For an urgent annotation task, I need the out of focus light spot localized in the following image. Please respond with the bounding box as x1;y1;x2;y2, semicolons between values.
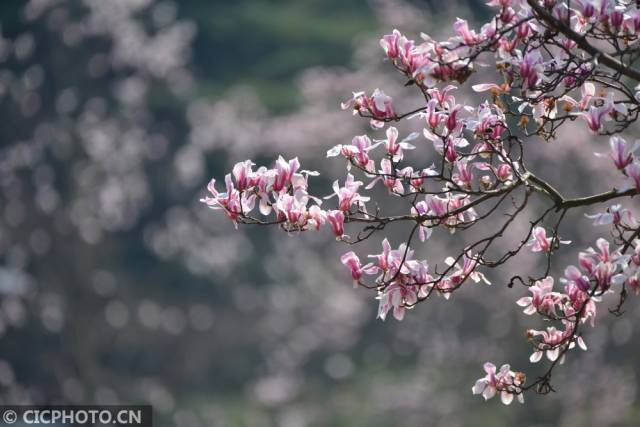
40;293;65;333
137;300;162;329
91;270;118;297
56;88;78;114
187;304;214;331
161;306;186;335
324;353;354;380
14;34;35;61
252;375;300;407
105;300;129;329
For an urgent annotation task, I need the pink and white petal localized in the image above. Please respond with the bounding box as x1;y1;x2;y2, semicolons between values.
577;336;588;351
482;385;496;401
516;296;532;307
501;391;513;405
529;351;543;363
472;379;487;395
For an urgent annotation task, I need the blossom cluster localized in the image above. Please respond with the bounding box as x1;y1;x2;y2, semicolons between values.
373;0;640;136
477;233;640;404
203;0;640;404
342;240;490;321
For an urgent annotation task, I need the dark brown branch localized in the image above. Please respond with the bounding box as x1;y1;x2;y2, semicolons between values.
527;173;638;208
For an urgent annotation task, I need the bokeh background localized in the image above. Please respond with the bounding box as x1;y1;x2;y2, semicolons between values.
1;0;639;426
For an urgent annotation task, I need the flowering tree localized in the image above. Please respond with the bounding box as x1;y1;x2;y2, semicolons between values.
202;0;640;404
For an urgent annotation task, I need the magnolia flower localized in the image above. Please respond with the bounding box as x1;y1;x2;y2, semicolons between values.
340;251;377;286
379;29;404;59
307;205;326;231
445;252;491;286
562;265;592;292
397;165;437;193
273;156;300;192
467;102;506;141
366;158;404;194
576;93;623;133
560;82;595;111
340;89;396;126
377;282;418;321
231;160;255;191
585;204;638;227
528;327;564;362
453;18;483;45
326;144;360;160
326;173;369;211
518;50;544;90
201;175;255;226
579;103;612;133
623;161;640;191
427;84;457;108
516;277;560;315
594;136;638;170
326;210;345;238
472;363;525;404
527;227;571;253
452;160;475;190
377;126;417;162
528;323;588;363
494;163;514;181
368;89;396;120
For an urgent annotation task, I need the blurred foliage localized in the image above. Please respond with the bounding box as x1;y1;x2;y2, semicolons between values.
184;0;376;112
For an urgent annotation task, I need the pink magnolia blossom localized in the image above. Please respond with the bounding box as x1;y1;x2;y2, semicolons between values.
516;277;561;315
528;323;586;363
445;252;491;286
326;173;369;211
341;89;396;127
527;226;571;253
453;18;483;45
585;204;638;227
377;281;418;321
518;50;544;90
201;175;255;226
379;29;405;60
452;161;476;190
560;82;595;111
273;156;300;192
595;136;638;170
326;210;345;238
577;100;613;133
427;84;457;108
623;161;640;191
562;265;592;292
472;363;525;404
340;251;377;286
366;158;404;194
378;126;417;162
307;205;326;231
